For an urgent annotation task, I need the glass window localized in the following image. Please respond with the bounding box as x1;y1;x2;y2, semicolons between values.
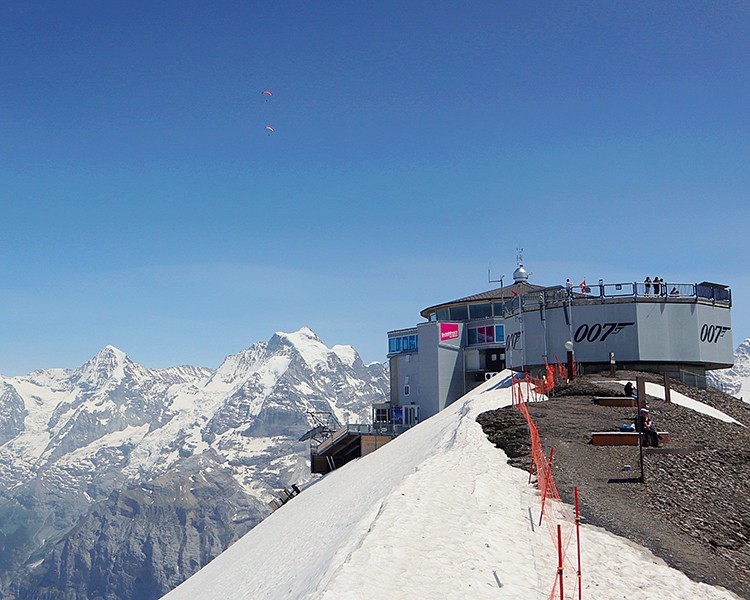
408;335;417;351
428;312;436;321
495;325;505;343
436;308;449;321
468;328;477;345
484;326;495;343
469;303;492;319
388;338;396;353
449;305;469;321
404;385;410;396
375;408;390;423
492;302;505;317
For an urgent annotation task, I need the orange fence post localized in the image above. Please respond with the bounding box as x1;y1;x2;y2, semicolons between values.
557;524;564;600
575;487;582;600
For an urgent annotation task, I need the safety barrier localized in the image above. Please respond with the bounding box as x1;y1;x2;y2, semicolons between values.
512;374;583;600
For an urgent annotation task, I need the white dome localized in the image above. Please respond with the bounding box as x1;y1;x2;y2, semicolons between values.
513;264;529;283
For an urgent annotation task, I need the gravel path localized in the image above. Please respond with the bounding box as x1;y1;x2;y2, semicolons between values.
476;372;750;599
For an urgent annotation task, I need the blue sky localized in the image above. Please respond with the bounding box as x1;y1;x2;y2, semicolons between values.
1;2;749;374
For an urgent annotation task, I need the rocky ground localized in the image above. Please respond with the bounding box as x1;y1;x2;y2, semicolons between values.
476;371;750;600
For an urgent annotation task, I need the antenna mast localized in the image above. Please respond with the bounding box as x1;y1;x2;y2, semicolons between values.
488;265;504;290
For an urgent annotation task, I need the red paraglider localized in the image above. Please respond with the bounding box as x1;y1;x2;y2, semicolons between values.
265;125;275;135
261;90;273;96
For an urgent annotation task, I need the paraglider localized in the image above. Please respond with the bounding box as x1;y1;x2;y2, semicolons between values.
265;125;275;136
261;90;273;96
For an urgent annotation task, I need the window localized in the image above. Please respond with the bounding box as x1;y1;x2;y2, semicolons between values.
374;408;390;423
388;333;418;354
404;385;410;396
477;326;494;344
436;308;449;321
449;305;469;321
469;303;492;319
468;325;503;346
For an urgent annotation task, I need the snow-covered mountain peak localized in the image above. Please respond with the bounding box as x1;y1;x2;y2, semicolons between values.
73;345;134;387
271;327;335;371
208;328;349;394
707;338;750;400
209;343;268;390
332;344;359;368
736;338;750;360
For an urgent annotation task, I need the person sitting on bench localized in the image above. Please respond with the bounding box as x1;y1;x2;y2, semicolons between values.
634;408;659;447
624;381;637;398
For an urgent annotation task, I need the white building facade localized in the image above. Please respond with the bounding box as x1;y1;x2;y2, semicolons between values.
385;266;733;422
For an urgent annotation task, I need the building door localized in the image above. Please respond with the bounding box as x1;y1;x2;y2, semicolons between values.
403;404;420;426
485;350;505;372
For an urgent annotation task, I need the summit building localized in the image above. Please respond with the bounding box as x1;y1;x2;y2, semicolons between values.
384;265;733;423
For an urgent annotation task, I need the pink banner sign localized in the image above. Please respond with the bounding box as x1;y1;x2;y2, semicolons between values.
440;323;460;341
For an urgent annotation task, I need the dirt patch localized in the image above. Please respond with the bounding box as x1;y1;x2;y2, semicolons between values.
477;372;750;599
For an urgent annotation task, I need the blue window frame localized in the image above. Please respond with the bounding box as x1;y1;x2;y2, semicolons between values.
388;333;418;354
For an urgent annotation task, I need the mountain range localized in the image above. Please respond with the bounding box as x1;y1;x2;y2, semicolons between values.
0;327;388;599
707;338;750;401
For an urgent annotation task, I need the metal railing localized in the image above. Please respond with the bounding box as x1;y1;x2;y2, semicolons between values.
504;281;731;319
423;280;731;328
665;368;711;390
345;422;413;436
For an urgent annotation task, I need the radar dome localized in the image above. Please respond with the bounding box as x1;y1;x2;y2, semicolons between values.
513;264;529;283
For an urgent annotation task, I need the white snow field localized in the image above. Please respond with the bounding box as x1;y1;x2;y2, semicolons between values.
164;372;740;600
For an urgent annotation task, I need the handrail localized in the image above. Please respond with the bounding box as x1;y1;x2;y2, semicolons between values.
422;280;731;326
508;281;731;318
344;423;412;436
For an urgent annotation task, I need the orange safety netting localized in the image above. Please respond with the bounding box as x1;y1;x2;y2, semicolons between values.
512;376;582;600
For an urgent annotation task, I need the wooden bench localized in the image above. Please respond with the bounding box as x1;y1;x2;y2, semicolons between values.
591;431;670;446
592;396;638;407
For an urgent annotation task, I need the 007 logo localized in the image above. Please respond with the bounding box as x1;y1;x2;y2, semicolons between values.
574;322;634;343
700;324;730;344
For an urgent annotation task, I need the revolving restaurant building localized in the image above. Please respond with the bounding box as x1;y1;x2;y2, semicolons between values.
384;265;733;423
